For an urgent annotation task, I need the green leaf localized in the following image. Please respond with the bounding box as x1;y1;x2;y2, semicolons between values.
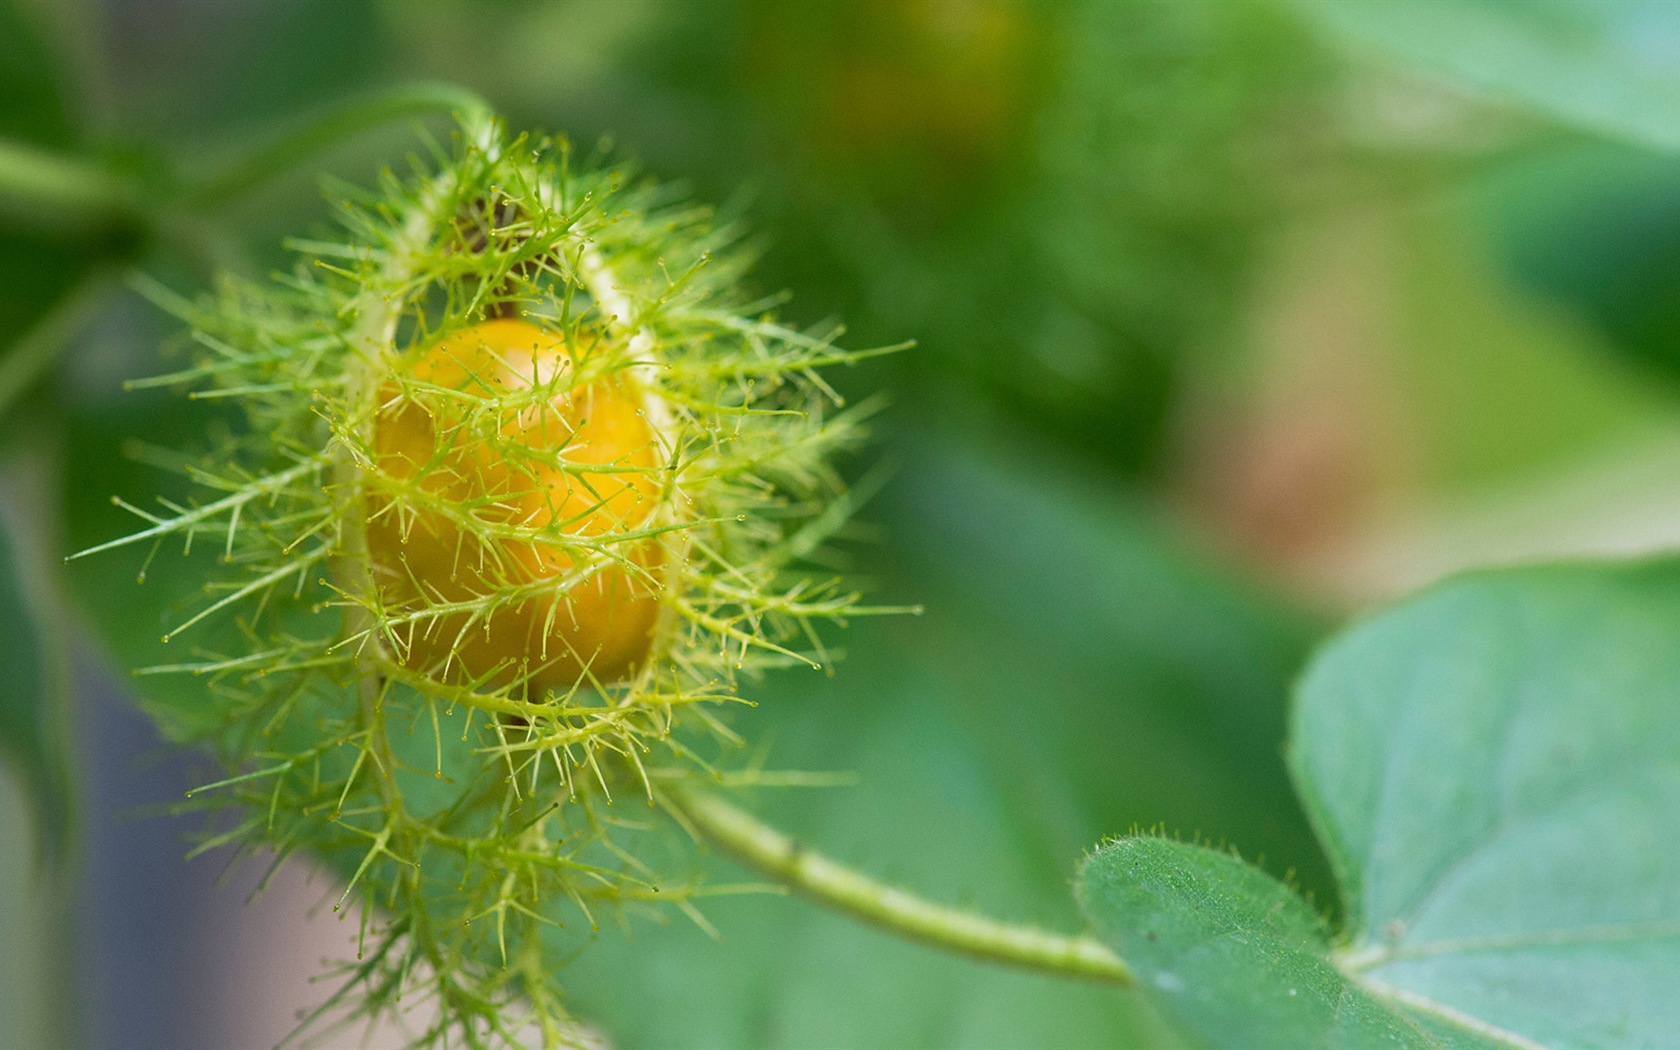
0;507;68;863
1078;838;1446;1049
1292;562;1680;1047
1295;0;1680;152
1083;562;1680;1047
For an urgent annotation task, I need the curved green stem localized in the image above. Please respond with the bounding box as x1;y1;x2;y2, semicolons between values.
0;83;493;244
182;81;494;209
0;137;137;234
669;788;1133;987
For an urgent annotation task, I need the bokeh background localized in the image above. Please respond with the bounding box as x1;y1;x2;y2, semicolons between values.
6;1;1680;1047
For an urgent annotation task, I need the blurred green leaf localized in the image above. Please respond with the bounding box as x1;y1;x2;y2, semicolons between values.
1292;562;1680;1046
62;380;229;717
0;0;77;149
1388;205;1673;494
1474;141;1680;385
886;430;1335;900
0;232;94;359
1297;0;1680;151
113;0;393;139
0;507;68;863
432;0;1330;477
835;0;1329;476
1077;839;1446;1049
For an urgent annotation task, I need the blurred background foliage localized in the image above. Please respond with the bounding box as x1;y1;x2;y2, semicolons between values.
6;0;1680;1047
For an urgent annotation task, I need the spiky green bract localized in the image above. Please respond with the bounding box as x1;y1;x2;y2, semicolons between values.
81;117;903;1048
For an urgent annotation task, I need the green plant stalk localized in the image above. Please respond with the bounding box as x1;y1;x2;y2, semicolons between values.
670;788;1133;987
181;82;493;209
0;137;135;234
0;82;491;236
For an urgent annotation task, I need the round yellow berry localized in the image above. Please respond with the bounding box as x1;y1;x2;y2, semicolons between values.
367;318;664;691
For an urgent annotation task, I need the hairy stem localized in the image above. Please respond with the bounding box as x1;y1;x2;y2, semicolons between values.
669;788;1133;987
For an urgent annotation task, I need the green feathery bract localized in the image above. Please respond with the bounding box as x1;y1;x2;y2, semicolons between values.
76;115;905;1048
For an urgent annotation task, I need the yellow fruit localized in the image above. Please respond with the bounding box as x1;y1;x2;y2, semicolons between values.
367;318;663;691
